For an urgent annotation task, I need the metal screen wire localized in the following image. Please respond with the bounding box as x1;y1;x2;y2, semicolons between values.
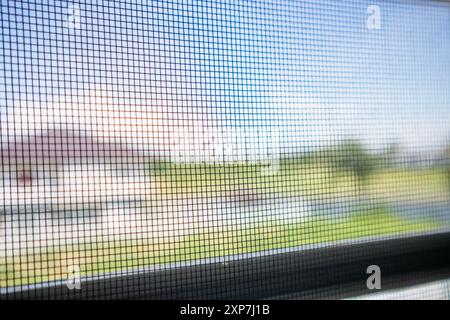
1;0;450;299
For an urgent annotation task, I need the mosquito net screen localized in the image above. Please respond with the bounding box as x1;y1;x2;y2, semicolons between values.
1;0;450;299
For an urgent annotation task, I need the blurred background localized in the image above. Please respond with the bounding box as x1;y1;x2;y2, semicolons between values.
1;0;450;288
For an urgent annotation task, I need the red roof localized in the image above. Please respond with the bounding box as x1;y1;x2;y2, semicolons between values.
1;129;153;165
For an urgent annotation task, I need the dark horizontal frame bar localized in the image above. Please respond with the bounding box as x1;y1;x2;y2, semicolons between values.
2;231;450;299
288;266;450;300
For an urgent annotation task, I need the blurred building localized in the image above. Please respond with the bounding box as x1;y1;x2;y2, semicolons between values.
0;129;154;213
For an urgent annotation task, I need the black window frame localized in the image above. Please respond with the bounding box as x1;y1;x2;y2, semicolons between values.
1;230;450;299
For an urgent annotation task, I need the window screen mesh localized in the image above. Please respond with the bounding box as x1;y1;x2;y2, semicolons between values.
1;0;450;299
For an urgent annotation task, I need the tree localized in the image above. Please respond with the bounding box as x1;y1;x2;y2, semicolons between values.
332;140;378;193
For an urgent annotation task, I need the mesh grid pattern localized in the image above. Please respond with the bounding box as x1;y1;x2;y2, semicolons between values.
1;0;450;299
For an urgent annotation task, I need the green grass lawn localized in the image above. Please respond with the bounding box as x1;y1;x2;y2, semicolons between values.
1;159;447;288
0;207;438;288
151;161;449;202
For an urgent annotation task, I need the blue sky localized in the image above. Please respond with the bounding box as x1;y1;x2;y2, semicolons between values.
1;0;450;153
